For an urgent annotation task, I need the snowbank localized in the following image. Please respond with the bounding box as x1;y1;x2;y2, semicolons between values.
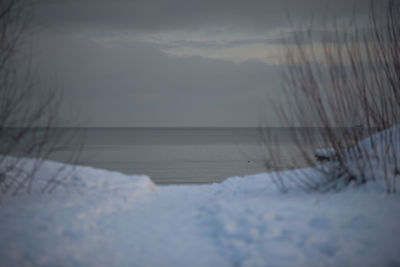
0;126;399;266
0;161;399;267
314;125;400;191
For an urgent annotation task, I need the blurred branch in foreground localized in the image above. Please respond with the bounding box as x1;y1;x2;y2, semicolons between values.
0;0;83;195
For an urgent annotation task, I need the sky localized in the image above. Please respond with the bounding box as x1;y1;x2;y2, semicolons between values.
28;0;374;127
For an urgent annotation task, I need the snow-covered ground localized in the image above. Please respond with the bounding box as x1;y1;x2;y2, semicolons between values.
0;128;400;266
0;161;399;267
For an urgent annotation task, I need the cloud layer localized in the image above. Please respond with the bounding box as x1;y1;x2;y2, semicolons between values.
29;0;377;126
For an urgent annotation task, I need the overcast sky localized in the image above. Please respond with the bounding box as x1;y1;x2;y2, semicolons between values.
29;0;373;127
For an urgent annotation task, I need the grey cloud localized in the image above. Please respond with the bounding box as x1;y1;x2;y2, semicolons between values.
27;0;386;127
33;31;283;127
164;38;280;50
33;0;376;33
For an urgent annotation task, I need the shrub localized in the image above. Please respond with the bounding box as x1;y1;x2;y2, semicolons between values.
269;0;400;192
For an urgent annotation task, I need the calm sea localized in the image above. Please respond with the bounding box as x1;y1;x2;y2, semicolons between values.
11;128;325;185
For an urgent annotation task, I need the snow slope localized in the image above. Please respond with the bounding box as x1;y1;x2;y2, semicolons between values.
0;160;399;267
313;125;400;191
0;126;399;266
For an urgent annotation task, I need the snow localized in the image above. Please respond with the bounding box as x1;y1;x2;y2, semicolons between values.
343;125;400;184
314;125;400;191
0;127;400;266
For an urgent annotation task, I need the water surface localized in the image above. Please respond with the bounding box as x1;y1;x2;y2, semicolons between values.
6;127;326;184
